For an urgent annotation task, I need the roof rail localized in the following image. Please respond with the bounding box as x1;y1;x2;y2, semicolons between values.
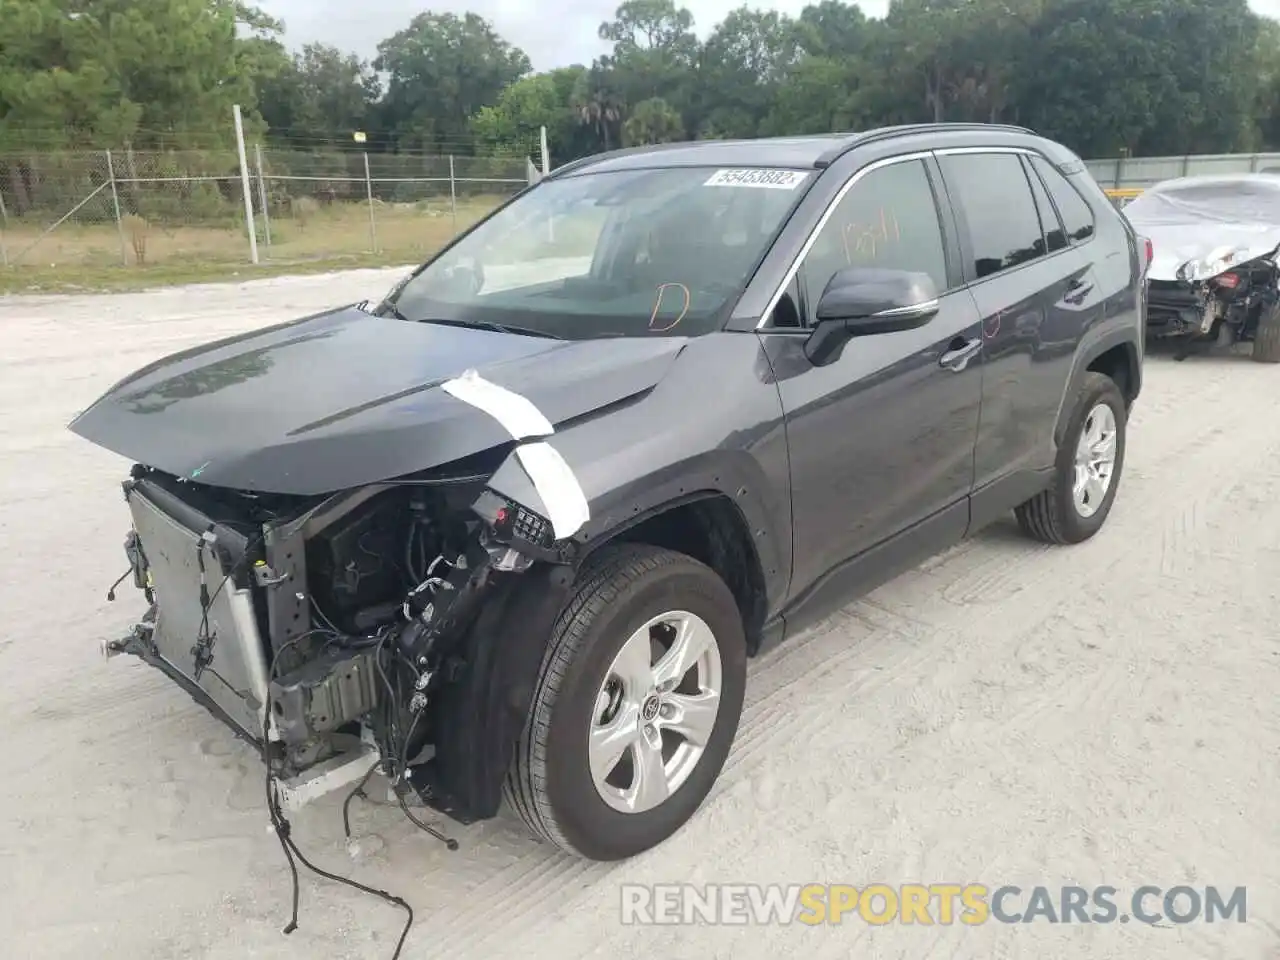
543;153;603;179
815;122;1037;167
545;138;765;180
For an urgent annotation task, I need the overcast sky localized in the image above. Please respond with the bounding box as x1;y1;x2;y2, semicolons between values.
257;0;1280;73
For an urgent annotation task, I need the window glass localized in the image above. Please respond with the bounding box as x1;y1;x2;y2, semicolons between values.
388;165;808;340
799;159;948;314
1022;156;1066;253
1030;155;1096;243
940;153;1045;279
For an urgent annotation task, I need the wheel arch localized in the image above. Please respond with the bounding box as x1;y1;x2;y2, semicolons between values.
1054;329;1141;448
484;445;791;641
580;491;770;655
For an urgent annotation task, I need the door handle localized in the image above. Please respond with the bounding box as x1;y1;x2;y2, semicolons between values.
1065;278;1094;305
939;336;982;372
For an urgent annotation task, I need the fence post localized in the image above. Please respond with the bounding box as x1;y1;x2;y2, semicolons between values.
105;150;128;266
540;125;551;176
1180;155;1190;177
1251;153;1260;172
254;143;272;250
232;104;260;265
448;155;458;235
0;188;9;267
364;151;378;253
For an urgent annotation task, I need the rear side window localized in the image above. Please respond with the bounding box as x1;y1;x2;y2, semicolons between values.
1030;155;1096;243
1021;156;1067;253
939;153;1045;280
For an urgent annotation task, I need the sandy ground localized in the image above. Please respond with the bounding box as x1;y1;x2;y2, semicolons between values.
1;270;1277;960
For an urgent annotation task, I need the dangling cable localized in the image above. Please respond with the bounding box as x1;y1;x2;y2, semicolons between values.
261;629;433;959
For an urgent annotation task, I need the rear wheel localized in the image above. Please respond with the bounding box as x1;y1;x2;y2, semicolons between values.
1251;301;1280;363
1015;372;1127;545
504;544;747;861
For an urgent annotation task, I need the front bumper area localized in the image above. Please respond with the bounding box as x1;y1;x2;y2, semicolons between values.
101;463;582;824
107;476;388;810
117;479;271;743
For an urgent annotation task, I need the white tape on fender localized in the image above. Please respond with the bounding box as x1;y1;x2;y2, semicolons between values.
440;368;590;540
514;442;590;540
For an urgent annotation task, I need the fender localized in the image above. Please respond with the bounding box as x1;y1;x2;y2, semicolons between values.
486;445;790;608
481;331;794;610
421;447;788;825
1052;323;1142;449
420;332;793;823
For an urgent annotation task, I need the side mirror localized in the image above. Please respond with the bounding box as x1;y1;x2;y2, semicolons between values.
804;267;941;366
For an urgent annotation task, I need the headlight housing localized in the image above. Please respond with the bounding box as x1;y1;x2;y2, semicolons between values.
1175;245;1249;283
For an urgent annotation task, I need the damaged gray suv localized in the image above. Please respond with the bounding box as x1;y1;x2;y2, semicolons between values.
73;123;1144;868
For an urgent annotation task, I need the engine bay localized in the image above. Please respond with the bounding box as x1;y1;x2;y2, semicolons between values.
112;454;575;829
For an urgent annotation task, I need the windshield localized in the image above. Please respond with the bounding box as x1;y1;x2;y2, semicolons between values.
386;165;812;339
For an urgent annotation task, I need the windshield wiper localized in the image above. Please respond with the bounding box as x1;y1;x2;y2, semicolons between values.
418;317;564;340
372;303;563;340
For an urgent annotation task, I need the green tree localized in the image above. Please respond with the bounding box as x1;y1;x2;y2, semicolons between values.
0;0;281;150
375;12;531;152
622;97;684;145
598;0;701;136
257;43;380;142
1016;0;1262;156
471;67;586;160
570;63;626;153
696;7;798;139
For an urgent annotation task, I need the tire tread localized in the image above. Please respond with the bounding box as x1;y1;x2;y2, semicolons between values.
503;543;697;855
1015;371;1125;545
1252;302;1280;363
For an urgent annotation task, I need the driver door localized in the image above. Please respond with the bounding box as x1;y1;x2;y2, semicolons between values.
764;155;985;604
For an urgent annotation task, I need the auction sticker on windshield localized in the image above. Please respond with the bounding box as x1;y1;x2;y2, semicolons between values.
704;168;810;189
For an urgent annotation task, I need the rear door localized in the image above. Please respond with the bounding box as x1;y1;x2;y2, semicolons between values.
935;148;1104;515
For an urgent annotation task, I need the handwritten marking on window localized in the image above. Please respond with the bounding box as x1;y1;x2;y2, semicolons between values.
649;282;691;332
841;207;902;264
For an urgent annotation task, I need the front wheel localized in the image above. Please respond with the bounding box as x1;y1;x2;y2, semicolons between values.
1015;372;1127;545
504;544;747;861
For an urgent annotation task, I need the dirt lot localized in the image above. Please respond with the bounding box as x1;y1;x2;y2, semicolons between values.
1;270;1276;959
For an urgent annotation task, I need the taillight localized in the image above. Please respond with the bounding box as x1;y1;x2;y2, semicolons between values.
1143;237;1153;267
1213;272;1240;289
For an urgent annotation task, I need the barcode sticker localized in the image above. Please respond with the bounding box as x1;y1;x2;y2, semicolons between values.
704;168;810;190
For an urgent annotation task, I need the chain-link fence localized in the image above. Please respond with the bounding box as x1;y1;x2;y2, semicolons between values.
0;143;536;273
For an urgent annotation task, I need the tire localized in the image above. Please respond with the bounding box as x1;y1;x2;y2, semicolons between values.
504;543;747;861
1251;301;1280;363
1015;371;1127;545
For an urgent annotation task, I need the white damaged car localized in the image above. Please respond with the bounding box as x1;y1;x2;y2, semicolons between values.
1123;173;1280;361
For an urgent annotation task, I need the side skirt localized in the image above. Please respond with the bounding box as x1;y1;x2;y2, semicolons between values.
757;468;1055;655
759;500;970;654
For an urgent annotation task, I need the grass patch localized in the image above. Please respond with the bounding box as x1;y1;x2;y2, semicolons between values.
0;196;508;294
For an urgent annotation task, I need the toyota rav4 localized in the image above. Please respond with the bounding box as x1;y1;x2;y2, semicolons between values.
72;123;1145;874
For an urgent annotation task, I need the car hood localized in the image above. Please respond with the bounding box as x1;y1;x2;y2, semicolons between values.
1136;221;1280;282
69;305;687;495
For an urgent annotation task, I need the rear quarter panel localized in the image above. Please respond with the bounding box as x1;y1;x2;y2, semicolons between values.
1050;167;1144;445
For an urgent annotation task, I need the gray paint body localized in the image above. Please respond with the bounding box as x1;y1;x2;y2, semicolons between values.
71;124;1145;650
